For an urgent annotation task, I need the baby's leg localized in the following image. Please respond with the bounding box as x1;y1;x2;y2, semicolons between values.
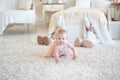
44;49;54;58
74;38;82;47
82;40;93;48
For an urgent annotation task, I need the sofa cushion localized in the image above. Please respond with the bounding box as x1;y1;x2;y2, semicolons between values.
18;0;32;10
91;0;111;8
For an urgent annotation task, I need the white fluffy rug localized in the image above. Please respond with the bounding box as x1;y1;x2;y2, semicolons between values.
0;38;120;80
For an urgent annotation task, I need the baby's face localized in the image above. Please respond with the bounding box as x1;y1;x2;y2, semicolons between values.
56;34;67;43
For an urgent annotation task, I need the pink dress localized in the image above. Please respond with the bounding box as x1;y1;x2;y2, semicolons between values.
45;40;73;57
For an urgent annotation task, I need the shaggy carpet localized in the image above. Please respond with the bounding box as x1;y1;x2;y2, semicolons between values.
0;38;120;80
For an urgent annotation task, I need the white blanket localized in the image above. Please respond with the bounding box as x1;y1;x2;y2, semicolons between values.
48;7;112;43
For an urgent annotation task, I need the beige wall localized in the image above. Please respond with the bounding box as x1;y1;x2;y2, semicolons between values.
33;0;75;25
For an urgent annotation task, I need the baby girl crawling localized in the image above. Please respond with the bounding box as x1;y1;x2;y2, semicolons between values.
44;29;77;63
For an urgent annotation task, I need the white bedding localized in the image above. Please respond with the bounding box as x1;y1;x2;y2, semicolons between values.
48;7;112;43
68;7;108;16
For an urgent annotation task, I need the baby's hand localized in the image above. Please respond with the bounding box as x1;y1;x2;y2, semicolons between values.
55;58;60;63
72;55;77;60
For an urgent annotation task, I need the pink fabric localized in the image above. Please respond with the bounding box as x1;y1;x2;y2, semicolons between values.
45;40;73;57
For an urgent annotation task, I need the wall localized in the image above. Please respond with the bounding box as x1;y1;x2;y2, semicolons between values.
32;0;75;25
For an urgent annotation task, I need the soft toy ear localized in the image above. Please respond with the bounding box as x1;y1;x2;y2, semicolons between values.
84;17;90;29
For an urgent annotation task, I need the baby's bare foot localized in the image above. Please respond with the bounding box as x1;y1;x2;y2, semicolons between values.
72;55;77;60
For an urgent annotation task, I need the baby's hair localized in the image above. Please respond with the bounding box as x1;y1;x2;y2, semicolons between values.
55;28;67;36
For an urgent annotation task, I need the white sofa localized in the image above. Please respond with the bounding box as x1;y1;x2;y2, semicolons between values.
0;0;35;35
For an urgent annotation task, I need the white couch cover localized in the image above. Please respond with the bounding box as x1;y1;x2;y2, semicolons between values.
0;0;35;35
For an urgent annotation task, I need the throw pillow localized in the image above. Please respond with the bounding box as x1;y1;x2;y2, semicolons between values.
75;0;91;8
18;0;32;10
91;0;111;8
